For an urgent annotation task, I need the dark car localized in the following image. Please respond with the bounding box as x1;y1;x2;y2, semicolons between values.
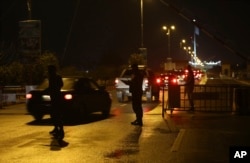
26;77;112;121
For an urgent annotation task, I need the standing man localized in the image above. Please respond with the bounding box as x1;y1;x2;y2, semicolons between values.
45;65;64;140
129;64;144;126
185;65;195;111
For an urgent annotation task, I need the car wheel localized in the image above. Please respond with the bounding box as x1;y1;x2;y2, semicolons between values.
102;101;111;117
33;112;43;121
117;91;124;103
74;102;88;119
146;91;152;102
102;109;109;117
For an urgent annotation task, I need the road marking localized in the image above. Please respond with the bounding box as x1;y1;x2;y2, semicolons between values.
171;129;186;152
120;104;127;107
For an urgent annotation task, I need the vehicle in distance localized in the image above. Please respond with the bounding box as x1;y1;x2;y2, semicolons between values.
26;77;112;121
156;69;187;88
115;65;160;102
157;69;205;87
155;73;179;88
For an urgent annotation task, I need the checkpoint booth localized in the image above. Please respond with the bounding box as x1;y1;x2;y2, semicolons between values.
161;74;181;117
165;84;180;115
167;84;180;109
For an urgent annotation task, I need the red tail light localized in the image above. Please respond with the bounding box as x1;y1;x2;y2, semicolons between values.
169;77;178;84
156;78;161;84
171;78;177;83
26;93;32;99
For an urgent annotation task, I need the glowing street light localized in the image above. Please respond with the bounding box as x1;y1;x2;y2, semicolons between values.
181;39;186;44
162;25;175;58
180;39;186;49
183;46;192;61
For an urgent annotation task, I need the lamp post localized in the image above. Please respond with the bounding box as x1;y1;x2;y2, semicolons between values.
140;0;144;48
162;25;175;58
27;0;32;19
180;39;186;48
183;46;192;61
139;0;147;65
180;39;186;58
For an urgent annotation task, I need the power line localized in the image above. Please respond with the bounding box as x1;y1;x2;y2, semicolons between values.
159;0;248;62
61;0;81;65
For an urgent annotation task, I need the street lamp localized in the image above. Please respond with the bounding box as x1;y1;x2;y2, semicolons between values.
179;39;186;55
162;25;175;58
183;46;192;61
140;0;144;48
27;0;32;19
180;39;186;48
138;0;147;65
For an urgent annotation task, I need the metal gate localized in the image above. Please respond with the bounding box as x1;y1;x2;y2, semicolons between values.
166;84;238;114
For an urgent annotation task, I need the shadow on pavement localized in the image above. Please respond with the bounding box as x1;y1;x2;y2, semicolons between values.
50;138;69;151
26;113;112;126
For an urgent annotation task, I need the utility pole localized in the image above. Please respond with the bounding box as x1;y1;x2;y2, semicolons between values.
139;0;147;66
27;0;32;19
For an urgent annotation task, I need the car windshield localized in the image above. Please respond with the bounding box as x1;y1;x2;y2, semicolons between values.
36;78;77;90
74;78;100;91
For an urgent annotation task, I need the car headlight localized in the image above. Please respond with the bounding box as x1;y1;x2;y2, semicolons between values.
42;95;51;101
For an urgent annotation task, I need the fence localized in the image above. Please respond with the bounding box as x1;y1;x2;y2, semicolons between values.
0;86;26;106
166;84;243;114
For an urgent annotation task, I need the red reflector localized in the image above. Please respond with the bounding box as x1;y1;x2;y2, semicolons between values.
172;78;177;83
156;78;161;84
26;93;32;99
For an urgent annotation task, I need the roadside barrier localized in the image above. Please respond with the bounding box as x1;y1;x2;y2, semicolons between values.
164;84;245;115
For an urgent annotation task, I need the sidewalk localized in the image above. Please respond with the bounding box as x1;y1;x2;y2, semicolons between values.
0;103;27;114
163;108;250;163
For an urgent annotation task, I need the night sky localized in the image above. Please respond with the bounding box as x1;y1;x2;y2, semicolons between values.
1;0;250;71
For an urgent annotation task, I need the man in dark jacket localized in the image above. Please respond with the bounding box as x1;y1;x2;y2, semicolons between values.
129;64;144;126
46;65;64;140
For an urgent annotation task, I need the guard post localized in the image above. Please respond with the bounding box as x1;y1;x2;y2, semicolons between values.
167;75;180;114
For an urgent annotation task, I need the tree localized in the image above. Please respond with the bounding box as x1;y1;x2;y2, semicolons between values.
0;62;24;85
23;51;59;85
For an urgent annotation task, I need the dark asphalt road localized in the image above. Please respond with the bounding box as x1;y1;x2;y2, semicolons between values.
1;101;250;162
